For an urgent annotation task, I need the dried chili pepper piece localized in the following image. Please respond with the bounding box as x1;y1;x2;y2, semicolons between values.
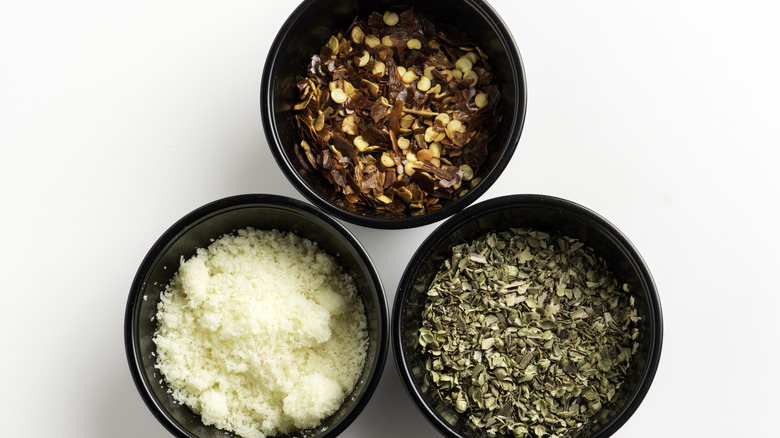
295;7;502;217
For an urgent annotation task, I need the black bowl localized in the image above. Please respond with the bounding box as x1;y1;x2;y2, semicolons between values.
261;0;526;229
392;194;663;438
125;194;388;438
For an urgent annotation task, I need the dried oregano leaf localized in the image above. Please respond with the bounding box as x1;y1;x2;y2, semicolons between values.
419;228;641;437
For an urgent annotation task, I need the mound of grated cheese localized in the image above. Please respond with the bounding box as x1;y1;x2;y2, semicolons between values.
153;228;368;438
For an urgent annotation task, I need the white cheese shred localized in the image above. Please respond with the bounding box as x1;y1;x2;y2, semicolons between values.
153;228;368;438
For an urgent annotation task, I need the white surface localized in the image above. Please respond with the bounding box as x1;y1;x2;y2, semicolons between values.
1;0;779;436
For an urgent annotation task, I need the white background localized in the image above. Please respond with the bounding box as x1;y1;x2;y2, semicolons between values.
1;0;779;437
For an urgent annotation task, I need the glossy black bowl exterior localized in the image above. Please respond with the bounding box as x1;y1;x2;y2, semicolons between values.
393;194;663;438
261;0;526;229
125;194;388;438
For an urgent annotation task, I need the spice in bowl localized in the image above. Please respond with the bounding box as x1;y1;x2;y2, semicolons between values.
153;228;368;438
294;8;502;217
418;228;640;437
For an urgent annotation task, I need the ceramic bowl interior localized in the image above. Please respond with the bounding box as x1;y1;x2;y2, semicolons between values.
125;194;388;438
393;194;663;438
261;0;526;228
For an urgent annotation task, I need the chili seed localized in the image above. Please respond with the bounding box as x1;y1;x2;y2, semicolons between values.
358;50;370;67
464;70;478;86
459;164;474;181
353;136;369;152
372;61;386;76
455;56;473;72
475;92;489;108
331;88;348;104
351;26;364;44
383;10;399;26
402;70;419;84
417;149;434;162
365;35;381;48
417;76;432;92
430;142;442;158
380;152;395;168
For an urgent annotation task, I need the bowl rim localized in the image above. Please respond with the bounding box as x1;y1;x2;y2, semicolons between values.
124;193;389;438
392;193;664;438
260;0;528;229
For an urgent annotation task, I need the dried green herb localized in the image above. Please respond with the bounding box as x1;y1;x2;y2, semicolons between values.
295;8;502;217
419;229;640;438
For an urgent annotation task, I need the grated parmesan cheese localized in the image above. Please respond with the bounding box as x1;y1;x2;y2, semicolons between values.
153;228;368;438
